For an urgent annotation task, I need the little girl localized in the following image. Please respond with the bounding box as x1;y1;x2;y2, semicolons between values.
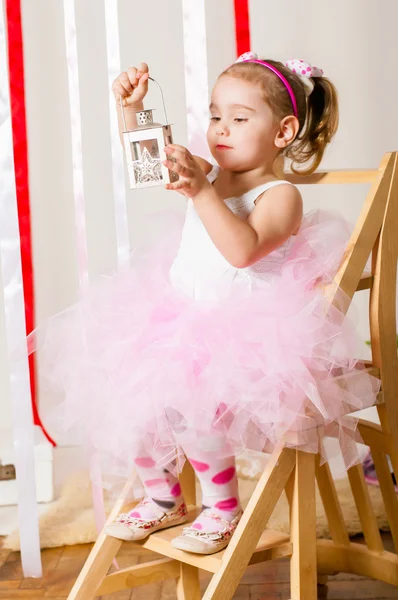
31;53;380;555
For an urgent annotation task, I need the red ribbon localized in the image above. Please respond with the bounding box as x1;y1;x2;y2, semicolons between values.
234;0;251;57
6;0;55;446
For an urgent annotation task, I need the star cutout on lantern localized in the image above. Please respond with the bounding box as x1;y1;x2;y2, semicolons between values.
132;147;162;185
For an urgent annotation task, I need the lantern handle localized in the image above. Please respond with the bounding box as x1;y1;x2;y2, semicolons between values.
119;75;169;131
148;76;169;125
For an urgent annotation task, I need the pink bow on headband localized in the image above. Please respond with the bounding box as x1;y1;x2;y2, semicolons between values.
284;58;324;78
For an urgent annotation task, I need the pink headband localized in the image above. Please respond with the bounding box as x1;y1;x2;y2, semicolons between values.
239;58;299;117
231;53;325;119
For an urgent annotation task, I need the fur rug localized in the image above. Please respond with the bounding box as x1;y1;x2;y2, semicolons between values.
3;454;390;551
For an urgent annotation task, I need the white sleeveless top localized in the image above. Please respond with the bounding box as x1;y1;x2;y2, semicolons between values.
169;164;297;301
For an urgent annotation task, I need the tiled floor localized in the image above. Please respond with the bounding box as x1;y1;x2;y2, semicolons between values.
1;532;398;599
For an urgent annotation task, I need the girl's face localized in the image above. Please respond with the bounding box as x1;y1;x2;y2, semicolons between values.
207;75;286;172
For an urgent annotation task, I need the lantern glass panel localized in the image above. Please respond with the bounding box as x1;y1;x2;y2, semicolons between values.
131;139;163;187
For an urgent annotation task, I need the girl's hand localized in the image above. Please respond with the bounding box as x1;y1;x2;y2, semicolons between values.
163;145;212;198
112;62;149;107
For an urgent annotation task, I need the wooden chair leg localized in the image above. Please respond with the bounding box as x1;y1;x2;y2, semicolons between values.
67;477;134;600
347;463;384;552
176;562;201;600
203;445;296;600
290;451;317;600
315;456;350;547
317;573;329;598
174;457;201;598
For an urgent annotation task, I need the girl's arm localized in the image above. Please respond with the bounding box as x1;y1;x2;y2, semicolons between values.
193;183;303;268
116;102;142;144
193;156;213;175
163;144;302;268
112;63;149;144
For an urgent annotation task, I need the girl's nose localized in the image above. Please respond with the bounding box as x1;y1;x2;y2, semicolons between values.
216;122;229;136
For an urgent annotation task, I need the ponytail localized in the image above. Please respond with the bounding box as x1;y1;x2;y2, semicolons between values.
285;77;339;175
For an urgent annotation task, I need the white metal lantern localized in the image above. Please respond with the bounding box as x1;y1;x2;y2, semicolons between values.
120;77;178;189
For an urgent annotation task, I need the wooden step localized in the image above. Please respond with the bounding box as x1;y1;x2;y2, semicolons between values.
118;506;291;574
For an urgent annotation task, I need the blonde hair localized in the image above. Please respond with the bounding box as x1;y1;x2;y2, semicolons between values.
221;59;339;176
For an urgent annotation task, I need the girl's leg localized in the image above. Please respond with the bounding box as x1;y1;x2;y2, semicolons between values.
172;432;242;553
129;453;184;518
105;447;187;541
189;450;240;527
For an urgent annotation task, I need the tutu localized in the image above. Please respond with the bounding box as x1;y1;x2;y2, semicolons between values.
29;208;381;483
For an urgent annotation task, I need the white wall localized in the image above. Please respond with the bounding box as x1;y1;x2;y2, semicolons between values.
1;0;397;431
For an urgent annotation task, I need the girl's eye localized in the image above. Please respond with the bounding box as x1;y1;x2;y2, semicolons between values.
209;116;247;122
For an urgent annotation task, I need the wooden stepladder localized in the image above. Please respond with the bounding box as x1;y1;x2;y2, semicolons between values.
67;152;398;599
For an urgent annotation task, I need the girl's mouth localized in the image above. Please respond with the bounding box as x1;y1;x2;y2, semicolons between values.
216;145;232;150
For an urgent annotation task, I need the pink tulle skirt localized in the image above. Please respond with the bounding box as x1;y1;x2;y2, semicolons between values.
29;209;380;480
